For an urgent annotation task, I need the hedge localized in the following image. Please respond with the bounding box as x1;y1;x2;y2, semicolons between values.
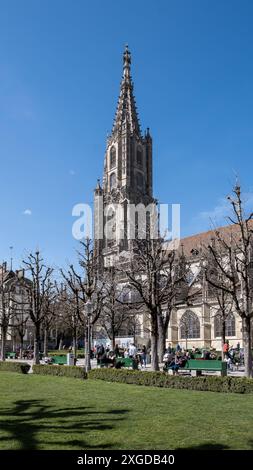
0;361;30;374
88;368;253;394
48;351;85;359
33;364;87;379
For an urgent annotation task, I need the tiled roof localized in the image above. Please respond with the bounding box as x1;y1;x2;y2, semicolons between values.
179;221;253;258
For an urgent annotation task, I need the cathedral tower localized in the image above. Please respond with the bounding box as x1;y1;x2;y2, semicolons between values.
94;46;154;267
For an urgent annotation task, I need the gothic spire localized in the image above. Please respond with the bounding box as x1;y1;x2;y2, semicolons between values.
111;45;141;137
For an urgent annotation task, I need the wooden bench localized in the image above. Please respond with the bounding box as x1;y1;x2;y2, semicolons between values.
180;359;227;376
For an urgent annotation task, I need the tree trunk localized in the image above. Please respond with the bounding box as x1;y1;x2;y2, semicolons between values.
55;327;58;348
158;310;172;362
111;331;116;351
33;325;40;365
43;328;48;356
12;335;17;352
0;327;7;361
73;329;77;360
19;333;24;359
58;336;63;350
221;321;226;361
242;316;253;378
158;323;166;362
84;325;91;372
151;316;159;371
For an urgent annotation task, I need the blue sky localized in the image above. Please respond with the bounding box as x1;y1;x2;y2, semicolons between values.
1;0;253;269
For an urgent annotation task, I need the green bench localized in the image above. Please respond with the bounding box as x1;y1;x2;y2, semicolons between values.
115;357;138;370
51;355;67;365
6;352;16;359
180;359;227;376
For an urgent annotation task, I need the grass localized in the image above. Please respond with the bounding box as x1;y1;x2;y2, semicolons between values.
0;372;253;450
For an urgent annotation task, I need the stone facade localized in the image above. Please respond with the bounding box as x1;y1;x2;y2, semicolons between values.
167;236;243;350
0;263;32;350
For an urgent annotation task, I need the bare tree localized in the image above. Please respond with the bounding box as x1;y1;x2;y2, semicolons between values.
56;283;82;360
205;246;234;359
41;279;58;356
157;249;190;362
100;267;132;349
13;312;30;359
206;184;253;377
10;275;31;359
60;238;104;371
23;251;53;364
121;237;178;371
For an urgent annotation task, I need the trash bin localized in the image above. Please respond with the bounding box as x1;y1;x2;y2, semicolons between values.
67;353;75;366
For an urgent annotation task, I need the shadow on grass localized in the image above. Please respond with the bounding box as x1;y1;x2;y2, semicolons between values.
0;400;129;450
175;443;230;450
246;440;253;449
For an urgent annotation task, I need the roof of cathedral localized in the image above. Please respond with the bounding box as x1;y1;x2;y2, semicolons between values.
111;45;142;138
180;221;253;258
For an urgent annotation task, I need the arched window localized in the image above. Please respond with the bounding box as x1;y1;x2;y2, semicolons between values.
136;172;144;191
110;146;116;169
110;172;116;190
214;313;236;337
137;148;143;166
180;310;200;339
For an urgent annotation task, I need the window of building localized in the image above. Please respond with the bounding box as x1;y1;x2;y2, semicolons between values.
110;172;116;189
180;310;200;339
214;313;236;337
110;146;116;169
137;148;143;166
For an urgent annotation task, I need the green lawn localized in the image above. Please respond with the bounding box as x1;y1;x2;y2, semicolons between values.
0;372;253;450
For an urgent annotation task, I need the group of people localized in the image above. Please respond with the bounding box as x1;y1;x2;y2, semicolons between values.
223;341;242;369
163;351;189;375
94;343;149;368
124;343;148;368
163;344;218;375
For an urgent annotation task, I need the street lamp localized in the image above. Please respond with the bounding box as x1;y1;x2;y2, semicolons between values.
84;299;93;373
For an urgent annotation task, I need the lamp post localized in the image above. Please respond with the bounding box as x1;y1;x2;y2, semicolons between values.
84;299;92;372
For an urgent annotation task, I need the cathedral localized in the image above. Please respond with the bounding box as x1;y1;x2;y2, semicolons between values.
93;45;154;270
93;46;243;351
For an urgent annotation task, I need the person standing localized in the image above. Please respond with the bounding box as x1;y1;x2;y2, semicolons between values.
223;341;229;358
114;344;120;357
128;343;137;358
124;348;129;358
141;345;147;368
